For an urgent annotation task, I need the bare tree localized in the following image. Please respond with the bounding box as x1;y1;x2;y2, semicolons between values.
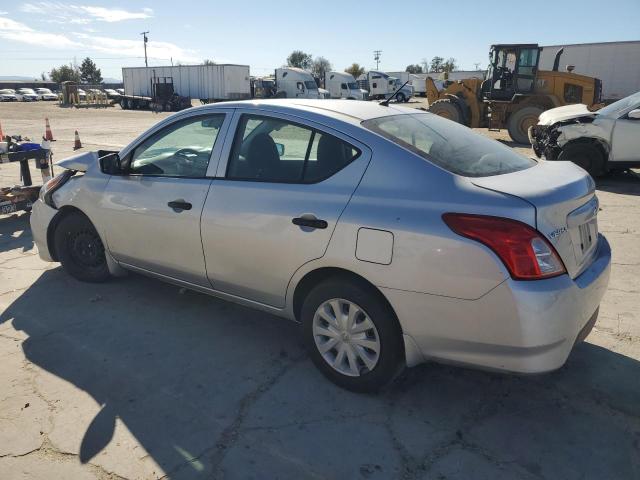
311;57;332;85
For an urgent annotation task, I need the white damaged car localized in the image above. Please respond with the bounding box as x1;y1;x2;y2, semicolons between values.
530;91;640;176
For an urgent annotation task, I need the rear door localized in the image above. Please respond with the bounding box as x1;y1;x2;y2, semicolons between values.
201;110;371;307
100;111;231;286
472;160;599;278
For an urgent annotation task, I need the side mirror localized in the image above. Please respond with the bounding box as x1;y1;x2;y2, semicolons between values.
627;109;640;120
99;153;122;174
275;143;285;156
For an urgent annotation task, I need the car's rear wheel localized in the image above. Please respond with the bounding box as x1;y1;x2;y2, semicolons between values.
301;278;404;392
558;141;606;177
54;212;111;283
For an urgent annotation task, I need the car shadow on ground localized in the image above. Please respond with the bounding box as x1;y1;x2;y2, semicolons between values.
0;213;34;253
2;266;639;479
597;169;640;196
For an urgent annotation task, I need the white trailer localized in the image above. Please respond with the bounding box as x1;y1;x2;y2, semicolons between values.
539;41;640;101
122;64;251;103
326;71;367;99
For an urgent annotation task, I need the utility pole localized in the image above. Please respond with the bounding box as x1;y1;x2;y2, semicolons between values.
474;62;480;71
373;50;381;70
141;31;149;67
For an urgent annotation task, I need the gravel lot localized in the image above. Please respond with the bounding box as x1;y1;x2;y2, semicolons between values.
1;101;639;480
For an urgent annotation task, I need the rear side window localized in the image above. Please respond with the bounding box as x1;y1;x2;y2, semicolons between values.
362;113;536;177
227;115;360;183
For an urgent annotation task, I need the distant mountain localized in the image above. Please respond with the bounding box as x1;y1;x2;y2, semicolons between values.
0;75;41;81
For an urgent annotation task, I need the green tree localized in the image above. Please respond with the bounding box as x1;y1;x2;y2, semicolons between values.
311;56;332;84
79;57;102;84
49;64;80;83
287;50;312;69
443;57;458;73
203;59;216;65
344;63;365;79
405;64;423;74
429;56;444;73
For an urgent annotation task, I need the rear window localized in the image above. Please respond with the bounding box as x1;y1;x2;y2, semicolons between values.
362;113;536;177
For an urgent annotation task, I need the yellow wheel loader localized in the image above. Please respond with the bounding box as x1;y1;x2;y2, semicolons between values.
426;44;602;144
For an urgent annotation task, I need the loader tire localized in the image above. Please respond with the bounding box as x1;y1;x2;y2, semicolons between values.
507;106;544;145
427;99;462;124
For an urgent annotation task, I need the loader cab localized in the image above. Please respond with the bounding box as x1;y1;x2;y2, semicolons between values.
483;44;540;101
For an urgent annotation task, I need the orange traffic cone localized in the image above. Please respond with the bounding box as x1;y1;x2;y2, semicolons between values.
73;130;82;150
44;118;55;141
0;120;5;140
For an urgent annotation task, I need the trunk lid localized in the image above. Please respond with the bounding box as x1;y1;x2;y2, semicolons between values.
471;160;599;278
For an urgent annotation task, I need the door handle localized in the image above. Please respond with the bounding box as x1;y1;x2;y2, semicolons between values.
292;216;328;229
168;200;192;211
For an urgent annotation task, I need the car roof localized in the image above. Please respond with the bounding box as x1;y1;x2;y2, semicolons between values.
199;99;418;125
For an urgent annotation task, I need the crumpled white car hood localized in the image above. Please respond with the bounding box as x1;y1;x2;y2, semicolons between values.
538;104;596;126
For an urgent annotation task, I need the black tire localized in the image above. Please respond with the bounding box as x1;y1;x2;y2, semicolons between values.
427;98;463;123
395;92;406;103
507;106;544;144
301;277;404;392
54;212;111;283
558;141;606;177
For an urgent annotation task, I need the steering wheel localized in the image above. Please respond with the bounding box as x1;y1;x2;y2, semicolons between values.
174;148;201;159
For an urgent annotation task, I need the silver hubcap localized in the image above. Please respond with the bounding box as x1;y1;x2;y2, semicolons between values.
312;298;381;377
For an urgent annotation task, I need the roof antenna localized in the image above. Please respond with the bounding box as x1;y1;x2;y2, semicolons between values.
380;80;410;107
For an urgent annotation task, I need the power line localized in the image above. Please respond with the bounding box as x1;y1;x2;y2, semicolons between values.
373;50;381;70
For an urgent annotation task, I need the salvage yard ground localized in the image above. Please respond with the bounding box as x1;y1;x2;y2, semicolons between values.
1;101;639;480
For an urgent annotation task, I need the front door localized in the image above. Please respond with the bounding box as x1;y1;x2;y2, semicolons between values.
610;116;640;163
201;111;371;307
100;112;228;286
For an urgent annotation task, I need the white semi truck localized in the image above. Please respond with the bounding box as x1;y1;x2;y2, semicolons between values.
325;71;367;99
252;68;324;99
357;71;413;102
386;71;428;96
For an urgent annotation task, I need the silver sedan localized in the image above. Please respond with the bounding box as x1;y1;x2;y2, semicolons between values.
30;100;611;391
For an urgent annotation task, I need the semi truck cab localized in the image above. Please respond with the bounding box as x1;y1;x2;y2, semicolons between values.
275;68;322;99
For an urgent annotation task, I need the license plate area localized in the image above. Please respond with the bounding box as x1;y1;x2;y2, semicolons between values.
571;218;598;265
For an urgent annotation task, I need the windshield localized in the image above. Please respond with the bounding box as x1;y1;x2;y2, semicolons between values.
362;113;536;177
304;80;317;90
598;91;640;117
347;82;358;89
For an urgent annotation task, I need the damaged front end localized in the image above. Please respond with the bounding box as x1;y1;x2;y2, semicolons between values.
529;115;605;160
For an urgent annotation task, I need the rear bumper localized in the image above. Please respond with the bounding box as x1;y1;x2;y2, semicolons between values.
384;234;611;373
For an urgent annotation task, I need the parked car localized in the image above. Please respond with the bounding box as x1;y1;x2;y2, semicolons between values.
104;88;121;99
30;100;610;391
15;88;39;101
0;89;18;101
35;88;58;101
116;88;125;95
530;91;640;176
76;89;87;101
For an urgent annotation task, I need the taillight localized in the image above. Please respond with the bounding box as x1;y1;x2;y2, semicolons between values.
442;213;566;280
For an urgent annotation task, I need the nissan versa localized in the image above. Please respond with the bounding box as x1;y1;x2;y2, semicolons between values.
30;100;611;392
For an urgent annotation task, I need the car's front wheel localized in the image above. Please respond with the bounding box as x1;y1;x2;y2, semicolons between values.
54;211;111;283
301;278;404;392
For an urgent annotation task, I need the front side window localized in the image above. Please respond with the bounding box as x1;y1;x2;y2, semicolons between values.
304;80;317;90
518;48;539;76
129;114;224;177
362;113;535;177
227;115;360;183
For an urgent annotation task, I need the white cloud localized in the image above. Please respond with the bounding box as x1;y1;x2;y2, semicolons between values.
77;6;152;22
0;17;79;48
0;11;8;15
73;32;199;63
20;3;153;23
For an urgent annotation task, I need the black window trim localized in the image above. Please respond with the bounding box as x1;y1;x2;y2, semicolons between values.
122;113;227;179
224;113;362;185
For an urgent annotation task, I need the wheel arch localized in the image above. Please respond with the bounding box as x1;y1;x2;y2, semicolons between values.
291;266;403;334
561;136;610;162
46;205;89;261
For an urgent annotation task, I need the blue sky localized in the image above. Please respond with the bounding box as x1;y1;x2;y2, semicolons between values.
0;0;639;80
